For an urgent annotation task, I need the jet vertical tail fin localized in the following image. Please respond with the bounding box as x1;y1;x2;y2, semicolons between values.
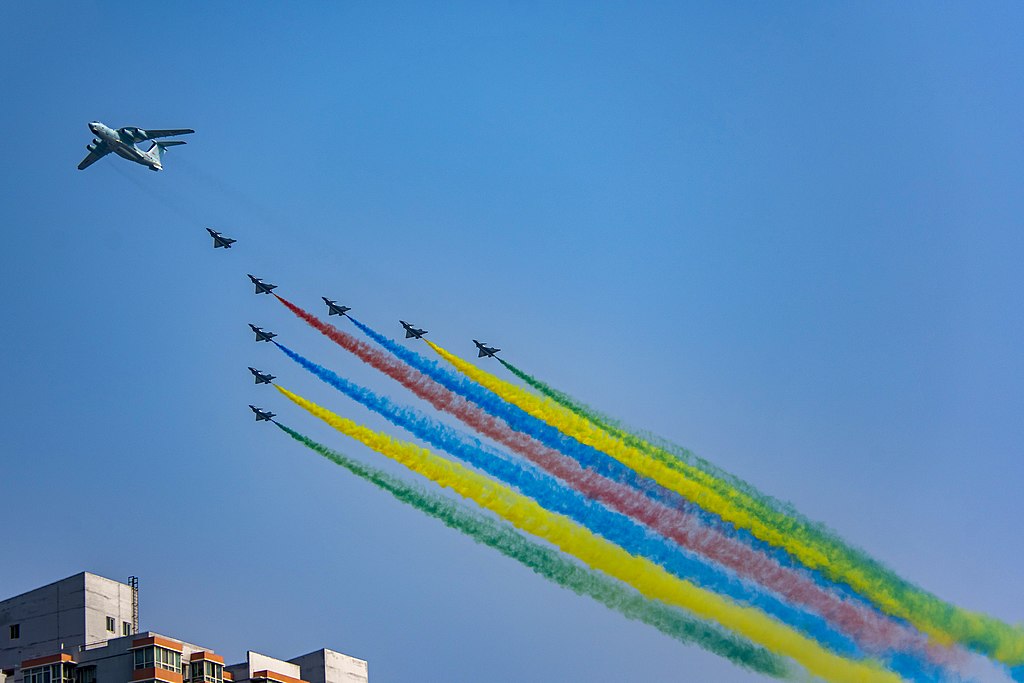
147;140;187;160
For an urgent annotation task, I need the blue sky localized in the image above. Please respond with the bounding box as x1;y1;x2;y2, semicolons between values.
1;3;1022;681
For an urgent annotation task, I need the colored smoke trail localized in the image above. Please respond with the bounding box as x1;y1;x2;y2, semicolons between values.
272;421;796;679
274;384;899;683
343;316;733;530
494;359;965;663
497;358;850;565
284;303;903;631
437;339;834;552
347;317;892;611
271;297;973;673
272;342;863;658
432;341;1024;666
273;342;955;675
277;299;714;533
498;357;771;503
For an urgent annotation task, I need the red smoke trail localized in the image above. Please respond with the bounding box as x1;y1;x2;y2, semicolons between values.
273;295;955;666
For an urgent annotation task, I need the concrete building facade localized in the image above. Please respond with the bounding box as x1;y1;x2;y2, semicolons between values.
0;573;367;683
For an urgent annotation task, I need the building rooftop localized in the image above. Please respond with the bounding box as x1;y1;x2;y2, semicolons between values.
0;572;367;683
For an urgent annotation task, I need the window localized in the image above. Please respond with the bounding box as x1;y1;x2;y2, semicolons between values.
188;660;223;683
105;616;115;632
123;621;132;636
23;665;52;683
9;624;19;639
134;648;152;669
25;664;74;683
134;646;180;674
74;667;96;683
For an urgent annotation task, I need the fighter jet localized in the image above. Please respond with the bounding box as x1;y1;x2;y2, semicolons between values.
77;121;193;171
248;367;276;384
207;228;236;249
248;274;277;294
400;320;428;339
249;324;277;342
249;405;276;422
322;298;351;317
473;340;500;358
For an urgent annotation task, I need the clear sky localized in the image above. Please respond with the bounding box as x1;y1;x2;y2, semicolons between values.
1;3;1022;681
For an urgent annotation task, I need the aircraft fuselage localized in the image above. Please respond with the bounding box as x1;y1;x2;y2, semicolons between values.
89;121;163;171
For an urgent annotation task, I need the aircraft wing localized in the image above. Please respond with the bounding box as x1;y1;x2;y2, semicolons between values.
77;144;110;170
134;128;195;140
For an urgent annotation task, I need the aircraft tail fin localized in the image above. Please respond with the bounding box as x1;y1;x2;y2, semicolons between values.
147;140;187;160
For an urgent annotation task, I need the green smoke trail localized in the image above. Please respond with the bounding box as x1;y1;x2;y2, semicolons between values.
496;359;1024;665
274;421;795;679
498;359;864;579
497;359;898;563
497;358;768;502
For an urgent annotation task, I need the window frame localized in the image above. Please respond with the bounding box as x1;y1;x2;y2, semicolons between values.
24;663;74;683
134;645;181;674
74;666;96;683
188;659;223;683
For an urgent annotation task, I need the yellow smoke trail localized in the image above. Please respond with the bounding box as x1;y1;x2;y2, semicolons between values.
424;340;1024;660
425;340;833;557
276;384;897;683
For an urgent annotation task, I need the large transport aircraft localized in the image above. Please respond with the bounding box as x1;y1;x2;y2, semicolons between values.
77;121;193;171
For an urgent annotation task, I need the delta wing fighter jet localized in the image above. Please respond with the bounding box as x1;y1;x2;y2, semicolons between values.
248;367;275;384
473;340;500;358
207;228;236;249
322;298;351;317
400;321;427;339
78;121;193;171
250;405;275;421
249;324;277;342
248;274;277;294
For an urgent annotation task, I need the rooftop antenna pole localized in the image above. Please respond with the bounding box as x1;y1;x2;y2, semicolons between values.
128;576;139;634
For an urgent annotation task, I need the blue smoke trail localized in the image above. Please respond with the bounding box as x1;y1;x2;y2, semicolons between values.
345;318;883;612
273;340;869;660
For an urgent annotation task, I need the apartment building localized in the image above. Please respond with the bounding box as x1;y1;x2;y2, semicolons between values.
0;573;367;683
